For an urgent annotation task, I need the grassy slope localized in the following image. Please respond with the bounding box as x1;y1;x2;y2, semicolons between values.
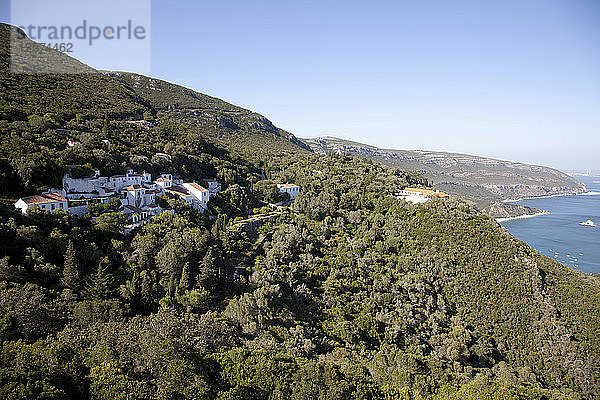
0;25;147;121
112;72;312;153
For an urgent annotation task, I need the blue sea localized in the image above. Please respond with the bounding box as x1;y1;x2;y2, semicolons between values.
500;176;600;274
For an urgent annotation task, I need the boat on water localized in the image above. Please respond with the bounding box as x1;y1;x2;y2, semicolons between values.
579;219;596;227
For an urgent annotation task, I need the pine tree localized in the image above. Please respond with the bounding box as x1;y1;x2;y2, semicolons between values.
211;214;228;237
61;240;80;291
140;270;154;306
83;261;113;300
179;262;191;292
197;249;217;292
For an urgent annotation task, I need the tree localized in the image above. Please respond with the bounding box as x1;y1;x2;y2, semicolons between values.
83;259;114;300
211;214;228;236
102;112;109;134
197;249;217;292
61;240;81;291
224;184;248;211
179;262;191;292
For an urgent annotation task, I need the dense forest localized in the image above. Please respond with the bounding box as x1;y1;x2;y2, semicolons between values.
1;23;600;399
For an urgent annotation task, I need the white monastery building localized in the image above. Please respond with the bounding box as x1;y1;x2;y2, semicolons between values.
183;182;211;210
15;167;220;232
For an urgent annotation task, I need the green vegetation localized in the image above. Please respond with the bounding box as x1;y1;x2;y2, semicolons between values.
0;23;599;399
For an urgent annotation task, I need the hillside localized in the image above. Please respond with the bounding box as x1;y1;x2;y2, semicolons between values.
109;72;311;152
304;136;587;216
0;23;309;199
1;23;599;400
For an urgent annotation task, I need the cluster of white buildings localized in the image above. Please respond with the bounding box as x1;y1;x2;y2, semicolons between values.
15;168;222;233
14;167;302;233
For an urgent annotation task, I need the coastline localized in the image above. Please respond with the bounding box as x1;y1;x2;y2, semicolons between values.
578;191;600;196
496;211;550;223
502;190;599;203
502;191;585;203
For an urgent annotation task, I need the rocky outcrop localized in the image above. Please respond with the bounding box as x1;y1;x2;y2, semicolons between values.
484;202;546;219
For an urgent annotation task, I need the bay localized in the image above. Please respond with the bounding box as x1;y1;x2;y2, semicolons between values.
500;175;600;273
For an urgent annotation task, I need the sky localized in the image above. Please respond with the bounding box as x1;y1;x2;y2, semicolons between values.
2;0;599;170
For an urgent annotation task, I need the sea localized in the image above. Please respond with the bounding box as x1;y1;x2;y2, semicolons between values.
500;175;600;274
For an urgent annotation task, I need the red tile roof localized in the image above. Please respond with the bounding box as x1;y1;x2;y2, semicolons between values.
21;192;67;205
166;186;192;197
402;188;448;198
184;182;208;192
123;205;144;213
125;185;145;191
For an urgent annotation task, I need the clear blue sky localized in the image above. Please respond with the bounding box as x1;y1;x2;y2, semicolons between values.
3;0;599;170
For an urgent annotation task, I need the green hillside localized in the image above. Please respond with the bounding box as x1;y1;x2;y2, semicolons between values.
1;23;599;400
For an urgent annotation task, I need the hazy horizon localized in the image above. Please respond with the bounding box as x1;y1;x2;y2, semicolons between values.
295;134;600;174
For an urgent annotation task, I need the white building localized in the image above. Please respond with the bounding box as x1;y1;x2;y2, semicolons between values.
277;183;300;201
164;182;211;212
396;188;448;204
63;169;152;196
165;185;195;207
123;185;147;208
122;204;167;235
154;174;173;191
63;168;106;194
183;182;211;210
122;185;162;208
106;169;151;192
15;192;68;214
18;166;219;221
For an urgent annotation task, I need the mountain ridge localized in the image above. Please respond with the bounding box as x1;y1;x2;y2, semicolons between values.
303;136;586;216
0;23;309;154
0;22;311;197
